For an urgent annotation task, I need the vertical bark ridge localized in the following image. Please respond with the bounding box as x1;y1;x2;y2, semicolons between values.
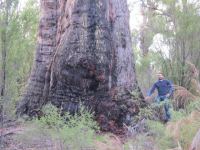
17;0;59;116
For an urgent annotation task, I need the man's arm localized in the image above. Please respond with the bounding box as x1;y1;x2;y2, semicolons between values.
148;83;157;96
167;80;174;97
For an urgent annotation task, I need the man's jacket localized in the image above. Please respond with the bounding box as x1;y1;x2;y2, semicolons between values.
148;79;173;97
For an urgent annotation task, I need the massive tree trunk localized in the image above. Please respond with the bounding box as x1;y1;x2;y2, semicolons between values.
17;0;144;131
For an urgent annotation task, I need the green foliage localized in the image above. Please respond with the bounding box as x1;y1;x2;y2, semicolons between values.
179;117;200;149
134;0;200;91
147;120;176;149
185;99;200;114
133;106;154;122
18;104;99;150
124;134;158;150
138;99;173;121
146;100;200;149
171;109;186;121
135;48;159;93
0;0;39;119
6;0;39;97
124;120;176;150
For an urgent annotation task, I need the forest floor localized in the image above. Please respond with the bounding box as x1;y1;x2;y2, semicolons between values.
1;108;199;150
1;121;125;150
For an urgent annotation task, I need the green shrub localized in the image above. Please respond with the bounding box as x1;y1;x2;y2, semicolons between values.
133;106;154;122
124;134;158;150
185;99;200;114
171;109;186;121
17;104;99;150
179;116;200;149
147;120;176;149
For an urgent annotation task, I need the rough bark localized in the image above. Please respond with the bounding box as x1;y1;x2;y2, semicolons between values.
17;0;144;131
17;0;59;116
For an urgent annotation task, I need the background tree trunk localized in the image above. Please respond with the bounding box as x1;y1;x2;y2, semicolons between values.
17;0;144;131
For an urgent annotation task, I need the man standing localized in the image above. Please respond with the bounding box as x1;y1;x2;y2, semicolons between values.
146;72;174;122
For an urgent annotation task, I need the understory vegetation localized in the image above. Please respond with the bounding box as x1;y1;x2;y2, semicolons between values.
124;99;200;150
15;99;200;150
0;0;200;150
16;104;100;150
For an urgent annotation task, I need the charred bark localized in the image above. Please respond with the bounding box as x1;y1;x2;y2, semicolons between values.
17;0;59;116
17;0;145;131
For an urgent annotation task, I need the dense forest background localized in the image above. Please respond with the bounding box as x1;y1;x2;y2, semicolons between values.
0;0;38;119
0;0;200;150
